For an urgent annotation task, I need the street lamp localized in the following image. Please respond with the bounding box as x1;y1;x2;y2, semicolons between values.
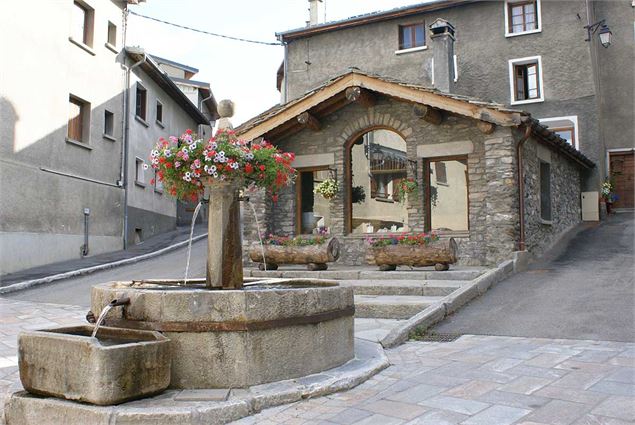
585;19;612;48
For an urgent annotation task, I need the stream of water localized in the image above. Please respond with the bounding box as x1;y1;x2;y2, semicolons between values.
91;304;113;338
248;201;267;271
183;201;203;286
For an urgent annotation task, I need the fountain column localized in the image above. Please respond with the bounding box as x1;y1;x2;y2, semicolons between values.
205;180;243;289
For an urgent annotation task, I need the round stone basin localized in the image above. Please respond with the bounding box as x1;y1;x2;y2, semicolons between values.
18;325;170;405
91;279;355;389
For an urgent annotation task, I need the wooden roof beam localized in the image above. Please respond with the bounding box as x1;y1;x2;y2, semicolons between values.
297;111;321;131
477;121;496;135
345;86;375;108
413;104;443;125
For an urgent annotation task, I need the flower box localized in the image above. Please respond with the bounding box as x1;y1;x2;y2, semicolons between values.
368;237;457;271
249;237;340;270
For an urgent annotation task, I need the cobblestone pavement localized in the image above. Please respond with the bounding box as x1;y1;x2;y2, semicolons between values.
1;298;634;425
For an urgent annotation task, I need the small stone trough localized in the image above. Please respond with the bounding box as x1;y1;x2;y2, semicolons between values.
18;325;171;405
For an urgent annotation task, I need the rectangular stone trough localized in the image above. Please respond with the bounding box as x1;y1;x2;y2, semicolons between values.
18;325;171;405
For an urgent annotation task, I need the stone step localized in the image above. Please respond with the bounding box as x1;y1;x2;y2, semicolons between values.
354;295;443;320
247;269;484;281
340;280;466;296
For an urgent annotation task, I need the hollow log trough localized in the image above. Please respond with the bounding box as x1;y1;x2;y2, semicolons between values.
368;238;458;271
248;237;340;271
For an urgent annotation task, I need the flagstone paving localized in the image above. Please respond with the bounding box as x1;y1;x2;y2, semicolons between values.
1;298;633;425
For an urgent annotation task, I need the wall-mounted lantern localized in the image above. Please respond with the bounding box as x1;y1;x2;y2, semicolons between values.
585;19;612;48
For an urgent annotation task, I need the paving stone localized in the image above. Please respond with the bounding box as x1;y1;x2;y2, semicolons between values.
550;371;606;390
476;390;551;410
326;407;374;424
604;367;635;384
351;413;405;425
499;376;554;395
441;380;499;399
525;353;573;369
572;413;634;425
362;399;428;420
523;399;591;425
461;404;531;425
417;395;490;415
403;409;468;424
385;383;445;404
174;388;229;401
505;364;569;380
533;385;609;405
590;396;635;422
587;380;635;396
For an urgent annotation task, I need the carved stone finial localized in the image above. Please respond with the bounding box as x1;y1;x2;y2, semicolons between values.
217;99;234;118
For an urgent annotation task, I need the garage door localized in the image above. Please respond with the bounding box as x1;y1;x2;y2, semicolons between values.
609;152;634;209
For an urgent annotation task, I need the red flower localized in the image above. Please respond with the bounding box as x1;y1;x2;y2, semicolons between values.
185;129;193;135
165;163;172;168
245;163;253;173
159;157;166;163
259;165;266;171
150;178;155;185
272;194;279;203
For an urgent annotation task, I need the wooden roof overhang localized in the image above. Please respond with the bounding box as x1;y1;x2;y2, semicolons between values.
235;70;594;169
236;71;524;142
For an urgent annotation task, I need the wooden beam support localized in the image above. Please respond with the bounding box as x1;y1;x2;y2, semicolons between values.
413;104;443;125
345;86;375;108
477;121;495;135
297;111;321;131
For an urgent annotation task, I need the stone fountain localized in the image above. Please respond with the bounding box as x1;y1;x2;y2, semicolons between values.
6;101;355;424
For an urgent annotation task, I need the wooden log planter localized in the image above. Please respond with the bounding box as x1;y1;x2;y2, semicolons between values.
368;238;458;271
248;237;340;271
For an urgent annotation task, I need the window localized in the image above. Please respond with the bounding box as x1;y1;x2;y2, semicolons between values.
426;158;469;232
67;95;89;143
539;160;551;221
509;56;544;104
505;0;541;37
156;101;163;124
107;21;117;47
297;168;332;234
135;84;147;121
135;158;146;186
71;1;94;47
348;129;409;233
398;23;425;50
104;110;114;138
539;116;579;149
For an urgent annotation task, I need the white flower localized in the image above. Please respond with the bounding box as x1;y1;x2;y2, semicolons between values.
213;172;219;178
163;149;172;157
142;163;149;170
151;158;159;165
209;142;218;150
183;172;192;182
150;149;159;158
230;162;239;170
220;174;226;181
245;152;254;160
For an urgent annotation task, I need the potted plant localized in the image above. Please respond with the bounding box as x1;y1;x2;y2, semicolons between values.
396;178;418;203
601;179;616;214
248;233;340;271
352;185;366;204
150;129;296;288
366;232;457;271
314;177;339;200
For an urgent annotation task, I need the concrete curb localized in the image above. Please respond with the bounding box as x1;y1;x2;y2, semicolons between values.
3;339;389;425
0;234;208;295
380;258;516;348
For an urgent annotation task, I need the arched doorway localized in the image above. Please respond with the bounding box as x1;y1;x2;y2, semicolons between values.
346;128;409;234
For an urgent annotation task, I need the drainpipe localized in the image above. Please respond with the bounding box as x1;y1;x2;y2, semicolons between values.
199;92;214;137
517;122;532;251
122;52;146;249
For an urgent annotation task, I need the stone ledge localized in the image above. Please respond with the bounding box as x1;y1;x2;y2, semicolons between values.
3;339;389;425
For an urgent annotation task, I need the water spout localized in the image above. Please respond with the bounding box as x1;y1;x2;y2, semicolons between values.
247;200;267;271
183;201;203;286
91;297;130;338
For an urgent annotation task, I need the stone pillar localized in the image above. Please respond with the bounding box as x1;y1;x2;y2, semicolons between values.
429;19;456;94
206;180;243;289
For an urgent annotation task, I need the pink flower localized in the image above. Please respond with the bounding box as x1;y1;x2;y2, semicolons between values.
175;161;181;168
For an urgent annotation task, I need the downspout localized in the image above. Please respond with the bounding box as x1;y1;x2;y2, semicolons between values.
199;92;214;136
282;39;289;103
516;123;532;251
122;52;146;249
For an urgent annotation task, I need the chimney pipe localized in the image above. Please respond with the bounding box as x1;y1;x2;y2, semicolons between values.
429;19;456;93
307;0;321;26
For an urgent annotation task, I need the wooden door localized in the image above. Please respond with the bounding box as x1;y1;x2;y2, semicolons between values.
609;152;634;209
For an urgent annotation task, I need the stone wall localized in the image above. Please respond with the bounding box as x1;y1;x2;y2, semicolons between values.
521;136;582;258
242;96;528;266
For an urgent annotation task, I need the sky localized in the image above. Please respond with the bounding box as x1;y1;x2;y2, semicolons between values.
127;0;427;125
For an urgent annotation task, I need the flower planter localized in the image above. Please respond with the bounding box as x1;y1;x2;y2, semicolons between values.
18;325;170;405
368;238;458;271
248;237;340;270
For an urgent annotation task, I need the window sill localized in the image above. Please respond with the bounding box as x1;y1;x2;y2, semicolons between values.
395;45;428;55
540;218;553;225
156;120;165;129
135;181;146;188
510;97;544;106
374;197;395;204
65;138;93;150
103;133;116;142
104;42;118;53
135;115;149;127
505;28;542;38
69;37;95;56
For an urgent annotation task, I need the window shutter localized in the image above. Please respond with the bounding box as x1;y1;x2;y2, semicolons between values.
370;175;378;198
540;161;551;221
393;178;401;202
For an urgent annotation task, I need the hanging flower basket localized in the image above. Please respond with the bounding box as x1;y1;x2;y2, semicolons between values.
396;178;418;203
149;129;296;202
314;178;339;200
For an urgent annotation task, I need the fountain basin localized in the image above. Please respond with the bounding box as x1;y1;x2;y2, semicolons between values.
18;325;171;405
91;279;355;389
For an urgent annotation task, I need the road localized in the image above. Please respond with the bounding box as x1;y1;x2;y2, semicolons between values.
434;212;635;342
3;239;208;308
